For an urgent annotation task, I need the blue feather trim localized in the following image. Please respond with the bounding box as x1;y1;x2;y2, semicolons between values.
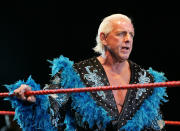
49;55;112;130
64;111;76;131
47;55;74;77
120;68;168;131
4;76;57;131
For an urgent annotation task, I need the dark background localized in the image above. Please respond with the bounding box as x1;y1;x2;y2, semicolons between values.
0;1;180;130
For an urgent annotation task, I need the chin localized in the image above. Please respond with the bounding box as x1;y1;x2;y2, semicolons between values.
117;57;128;63
119;54;129;61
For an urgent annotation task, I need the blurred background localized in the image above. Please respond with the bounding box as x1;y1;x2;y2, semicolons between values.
0;1;180;130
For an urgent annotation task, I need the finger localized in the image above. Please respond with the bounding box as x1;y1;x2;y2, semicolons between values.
14;84;26;95
14;84;30;100
23;86;33;100
17;85;27;100
27;96;36;103
19;89;26;100
14;88;22;99
14;88;20;95
24;86;32;92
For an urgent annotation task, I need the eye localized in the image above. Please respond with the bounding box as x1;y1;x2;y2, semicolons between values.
117;31;126;36
130;32;134;38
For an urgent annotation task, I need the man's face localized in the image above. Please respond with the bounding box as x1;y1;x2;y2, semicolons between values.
104;19;134;62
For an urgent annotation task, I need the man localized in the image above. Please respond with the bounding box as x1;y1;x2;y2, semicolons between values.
5;14;168;131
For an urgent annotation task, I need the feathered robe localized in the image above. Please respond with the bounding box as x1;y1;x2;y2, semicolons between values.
5;55;168;131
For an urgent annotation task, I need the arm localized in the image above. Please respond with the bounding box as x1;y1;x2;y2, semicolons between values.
4;74;70;131
5;55;79;131
4;76;56;131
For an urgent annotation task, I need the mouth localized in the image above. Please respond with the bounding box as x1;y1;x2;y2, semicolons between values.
121;47;130;50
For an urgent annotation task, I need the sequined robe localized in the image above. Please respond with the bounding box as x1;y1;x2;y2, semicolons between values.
46;57;166;131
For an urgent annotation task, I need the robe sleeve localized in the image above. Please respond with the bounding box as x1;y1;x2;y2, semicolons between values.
4;76;57;131
4;55;79;131
4;73;71;131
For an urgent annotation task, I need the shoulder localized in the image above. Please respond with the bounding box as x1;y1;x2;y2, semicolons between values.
129;60;167;83
48;55;97;78
48;55;74;77
73;57;100;80
73;57;98;70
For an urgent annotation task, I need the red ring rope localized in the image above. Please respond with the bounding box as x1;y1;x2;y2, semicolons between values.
0;111;15;115
165;120;180;125
0;81;180;97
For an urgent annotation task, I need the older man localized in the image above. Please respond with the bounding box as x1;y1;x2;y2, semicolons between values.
6;14;167;131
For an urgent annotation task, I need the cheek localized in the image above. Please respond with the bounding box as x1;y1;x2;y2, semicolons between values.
107;37;122;47
112;36;122;43
130;42;133;48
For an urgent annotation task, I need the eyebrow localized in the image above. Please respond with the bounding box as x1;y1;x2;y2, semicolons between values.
116;31;135;35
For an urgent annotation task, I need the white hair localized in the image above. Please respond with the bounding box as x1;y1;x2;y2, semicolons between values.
93;14;133;56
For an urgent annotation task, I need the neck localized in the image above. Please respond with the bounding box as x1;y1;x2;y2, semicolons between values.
98;53;129;74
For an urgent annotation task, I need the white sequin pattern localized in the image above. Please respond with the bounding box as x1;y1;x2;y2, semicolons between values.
136;70;150;99
84;66;106;99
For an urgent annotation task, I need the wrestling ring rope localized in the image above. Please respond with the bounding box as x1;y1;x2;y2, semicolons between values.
0;81;180;126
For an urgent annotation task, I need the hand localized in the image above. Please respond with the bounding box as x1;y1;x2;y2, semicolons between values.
14;84;36;103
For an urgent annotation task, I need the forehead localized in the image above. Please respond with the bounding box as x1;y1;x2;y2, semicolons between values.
111;19;134;33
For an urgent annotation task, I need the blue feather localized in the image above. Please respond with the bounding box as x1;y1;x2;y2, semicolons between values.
120;68;168;131
4;76;57;131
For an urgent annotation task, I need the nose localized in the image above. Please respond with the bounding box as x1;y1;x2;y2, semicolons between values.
124;33;132;44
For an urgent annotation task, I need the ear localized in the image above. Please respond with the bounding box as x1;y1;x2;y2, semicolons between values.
100;32;108;46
